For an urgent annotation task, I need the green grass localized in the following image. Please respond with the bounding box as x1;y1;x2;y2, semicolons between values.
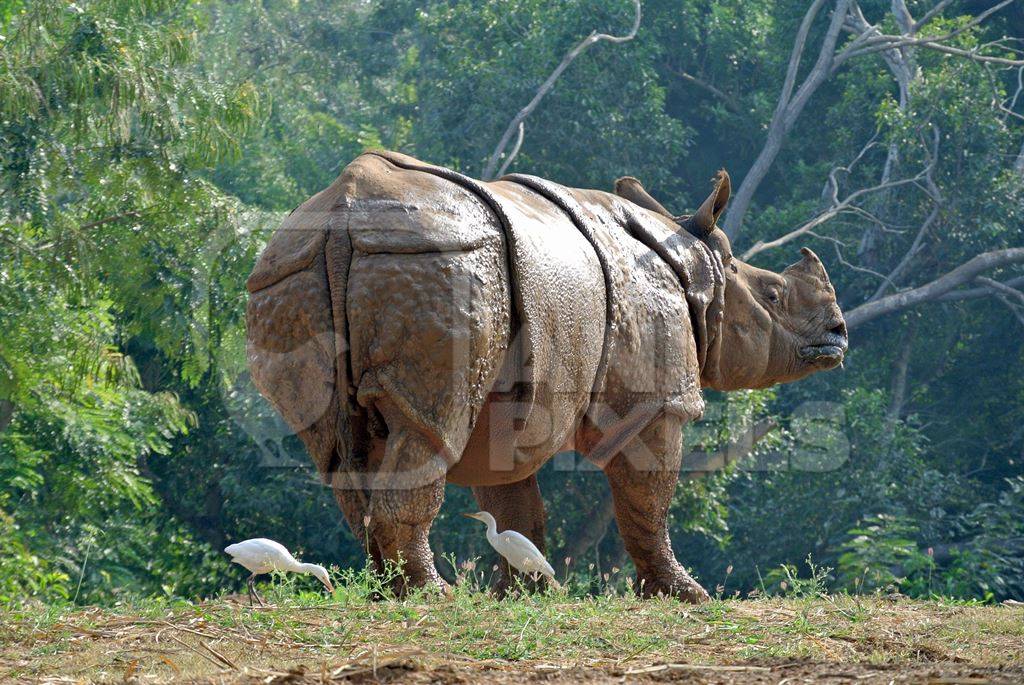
1;569;1022;682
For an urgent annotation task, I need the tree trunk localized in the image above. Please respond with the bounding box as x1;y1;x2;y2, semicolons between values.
887;319;917;420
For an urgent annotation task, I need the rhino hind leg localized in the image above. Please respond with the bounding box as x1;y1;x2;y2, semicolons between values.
472;474;549;595
604;414;710;603
365;397;449;595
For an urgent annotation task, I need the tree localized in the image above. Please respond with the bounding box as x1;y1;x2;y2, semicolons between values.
0;0;257;601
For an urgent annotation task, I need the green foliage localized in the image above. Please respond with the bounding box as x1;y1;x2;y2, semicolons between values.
838;514;936;595
837;477;1024;601
763;555;834;599
942;477;1024;600
0;0;256;604
1;0;1023;605
0;511;70;605
391;0;689;189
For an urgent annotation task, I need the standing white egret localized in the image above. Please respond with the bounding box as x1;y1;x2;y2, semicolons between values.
224;538;334;606
463;512;559;587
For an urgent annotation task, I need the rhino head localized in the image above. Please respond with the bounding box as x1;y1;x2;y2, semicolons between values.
616;172;848;391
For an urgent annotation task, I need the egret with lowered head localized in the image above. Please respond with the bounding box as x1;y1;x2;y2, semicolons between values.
464;511;559;588
224;538;334;606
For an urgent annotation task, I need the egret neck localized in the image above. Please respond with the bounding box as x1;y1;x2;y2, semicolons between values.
473;511;497;537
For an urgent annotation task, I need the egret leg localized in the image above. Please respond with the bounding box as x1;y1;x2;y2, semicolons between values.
366;399;448;596
604;414;709;603
247;574;266;607
472;474;548;595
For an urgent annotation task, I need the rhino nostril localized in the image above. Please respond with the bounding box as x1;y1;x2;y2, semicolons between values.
829;322;847;339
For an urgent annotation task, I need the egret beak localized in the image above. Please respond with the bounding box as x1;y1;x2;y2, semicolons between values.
462;512;479;521
323;578;335;594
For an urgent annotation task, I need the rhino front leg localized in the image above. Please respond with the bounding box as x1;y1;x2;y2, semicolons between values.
367;398;449;596
604;414;710;603
472;474;548;594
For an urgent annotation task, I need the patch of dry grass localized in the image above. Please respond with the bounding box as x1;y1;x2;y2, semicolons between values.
1;582;1021;683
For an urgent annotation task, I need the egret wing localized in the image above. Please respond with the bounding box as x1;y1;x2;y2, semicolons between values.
500;532;556;577
224;538;295;574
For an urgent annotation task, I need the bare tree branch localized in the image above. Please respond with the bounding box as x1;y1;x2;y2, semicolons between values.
817;228;896;284
986;289;1024;328
721;0;854;239
887;317;917;420
978;276;1024;308
869;127;944;299
78;210;143;231
912;0;954;32
663;64;740;112
1005;65;1024;120
845;248;1024;329
847;2;919;270
741;136;935;260
868;202;940;293
936;275;1024;302
721;0;1021;242
836;0;1023;66
482;0;641;180
842;36;1024;67
495;121;525;178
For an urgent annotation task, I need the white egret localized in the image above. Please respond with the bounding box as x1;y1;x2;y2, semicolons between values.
463;512;559;587
224;538;334;606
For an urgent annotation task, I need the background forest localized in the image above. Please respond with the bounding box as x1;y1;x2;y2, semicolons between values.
2;0;1023;605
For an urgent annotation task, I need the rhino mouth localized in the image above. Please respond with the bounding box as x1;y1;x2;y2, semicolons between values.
799;329;848;366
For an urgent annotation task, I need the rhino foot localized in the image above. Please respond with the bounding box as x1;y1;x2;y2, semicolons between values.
636;569;711;604
391;570;449;599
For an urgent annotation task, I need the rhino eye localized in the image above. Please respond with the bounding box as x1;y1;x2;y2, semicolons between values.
765;288;781;305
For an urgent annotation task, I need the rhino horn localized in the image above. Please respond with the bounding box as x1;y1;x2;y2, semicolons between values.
684;169;731;238
614;176;674;218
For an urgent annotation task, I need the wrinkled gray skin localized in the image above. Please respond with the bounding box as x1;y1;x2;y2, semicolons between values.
245;151;847;602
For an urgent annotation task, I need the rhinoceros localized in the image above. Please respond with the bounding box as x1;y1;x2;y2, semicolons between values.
245;150;848;602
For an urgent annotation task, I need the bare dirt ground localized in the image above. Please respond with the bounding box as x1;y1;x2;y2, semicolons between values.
2;594;1022;683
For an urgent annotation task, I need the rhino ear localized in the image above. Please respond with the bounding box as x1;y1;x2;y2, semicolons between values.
684;170;731;238
613;176;674;218
785;247;831;283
